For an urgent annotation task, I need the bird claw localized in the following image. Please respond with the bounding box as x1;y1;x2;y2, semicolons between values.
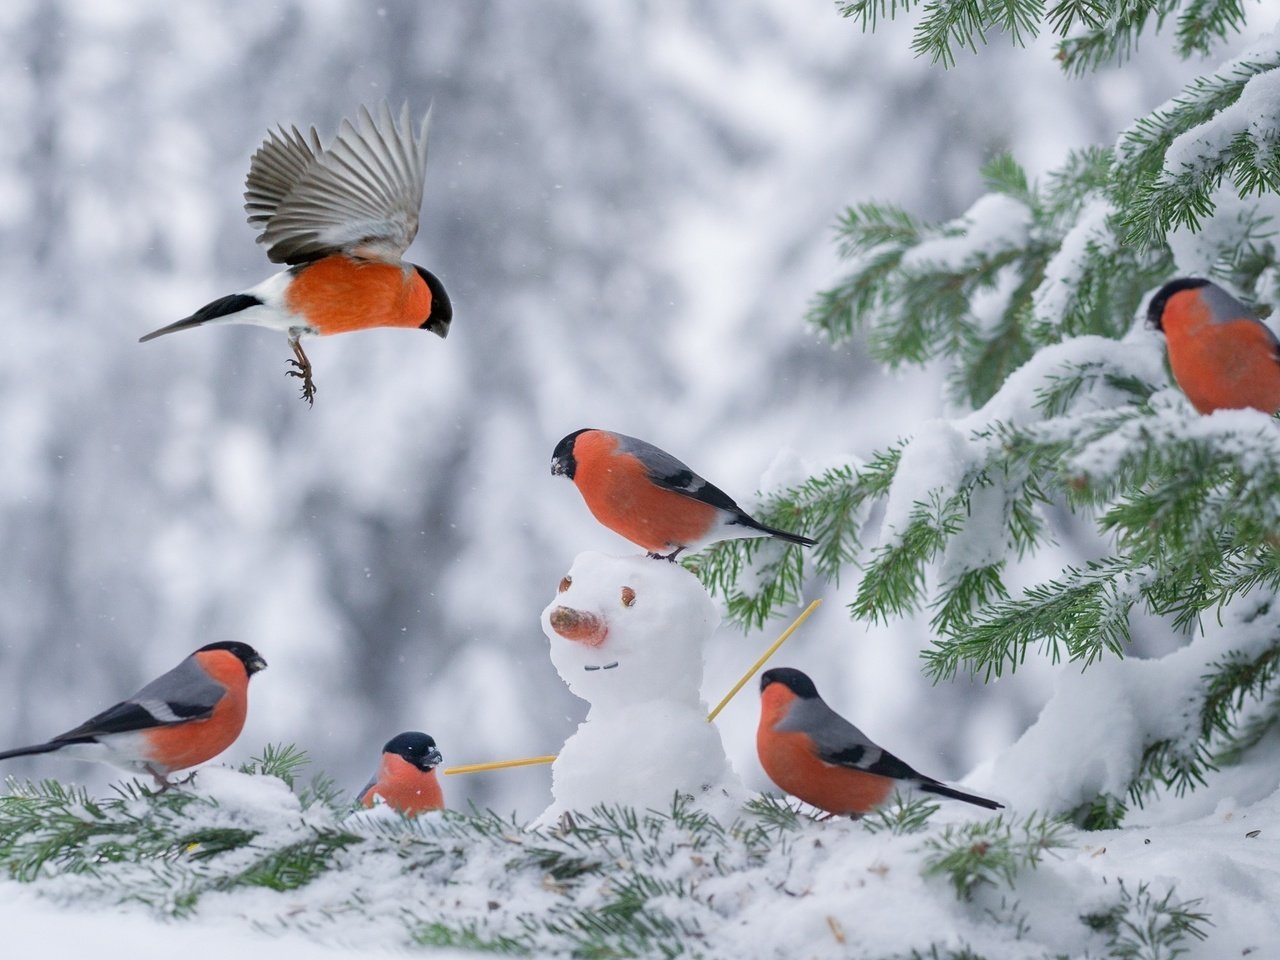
648;548;684;563
144;769;197;794
284;358;317;405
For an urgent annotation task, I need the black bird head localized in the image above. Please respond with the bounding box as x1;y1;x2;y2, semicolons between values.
760;667;820;700
550;428;594;480
415;266;453;338
383;731;443;771
198;641;268;676
1146;277;1210;332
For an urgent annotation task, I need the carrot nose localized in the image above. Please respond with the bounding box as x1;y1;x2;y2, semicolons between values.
549;606;608;647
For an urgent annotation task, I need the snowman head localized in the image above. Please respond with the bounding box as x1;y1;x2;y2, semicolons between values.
541;552;718;707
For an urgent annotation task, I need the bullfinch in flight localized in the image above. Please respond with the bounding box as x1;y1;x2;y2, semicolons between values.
0;641;266;787
139;102;452;404
1146;277;1280;415
550;428;816;561
358;731;444;816
757;668;1002;817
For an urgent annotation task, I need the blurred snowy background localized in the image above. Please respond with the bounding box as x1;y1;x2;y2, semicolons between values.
0;0;1259;816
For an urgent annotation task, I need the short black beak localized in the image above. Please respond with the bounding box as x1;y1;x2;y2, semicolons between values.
248;655;268;674
550;458;566;477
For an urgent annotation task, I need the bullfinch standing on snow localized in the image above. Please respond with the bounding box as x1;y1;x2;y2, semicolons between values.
550;428;816;561
756;668;1002;817
1146;277;1280;416
0;641;266;786
358;732;444;816
139;102;452;405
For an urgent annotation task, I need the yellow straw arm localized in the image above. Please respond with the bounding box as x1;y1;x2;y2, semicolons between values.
443;598;821;776
443;754;557;776
705;598;821;723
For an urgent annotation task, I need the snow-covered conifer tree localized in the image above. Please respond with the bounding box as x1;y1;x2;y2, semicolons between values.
698;0;1280;828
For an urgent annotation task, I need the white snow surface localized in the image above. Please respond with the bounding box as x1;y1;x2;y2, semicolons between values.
899;193;1032;272
972;592;1280;813
1031;197;1117;330
0;890;383;960
873;331;1170;567
539;552;743;821
1158;31;1280;178
1;764;1278;957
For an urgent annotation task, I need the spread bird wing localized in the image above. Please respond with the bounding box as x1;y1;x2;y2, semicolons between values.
244;101;431;265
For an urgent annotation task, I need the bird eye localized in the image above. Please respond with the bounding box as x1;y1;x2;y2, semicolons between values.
558;576;572;593
621;586;636;607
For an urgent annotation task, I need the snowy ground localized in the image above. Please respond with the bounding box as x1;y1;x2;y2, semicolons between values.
1;752;1278;958
0;891;391;960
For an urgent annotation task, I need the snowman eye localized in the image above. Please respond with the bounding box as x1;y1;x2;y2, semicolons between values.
558;576;572;593
621;586;636;607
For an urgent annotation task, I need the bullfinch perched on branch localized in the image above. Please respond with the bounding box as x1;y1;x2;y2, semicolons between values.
0;641;266;787
1146;277;1280;416
756;668;1002;817
550;428;816;561
358;732;445;816
139;102;452;405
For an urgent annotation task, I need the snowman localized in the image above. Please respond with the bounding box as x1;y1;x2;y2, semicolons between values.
538;551;744;822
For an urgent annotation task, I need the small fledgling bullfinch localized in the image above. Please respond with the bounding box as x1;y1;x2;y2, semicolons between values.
756;668;1002;817
1146;277;1280;416
139;102;452;405
358;732;444;816
0;641;266;787
550;428;817;561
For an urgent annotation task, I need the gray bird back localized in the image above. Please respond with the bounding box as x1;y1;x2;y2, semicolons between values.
131;653;227;717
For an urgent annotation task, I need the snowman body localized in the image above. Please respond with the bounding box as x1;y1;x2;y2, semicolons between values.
539;552;742;820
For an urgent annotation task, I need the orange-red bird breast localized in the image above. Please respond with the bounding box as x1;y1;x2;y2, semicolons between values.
285;255;433;336
141;649;249;774
757;684;894;816
1162;288;1280;415
361;753;444;815
571;431;718;553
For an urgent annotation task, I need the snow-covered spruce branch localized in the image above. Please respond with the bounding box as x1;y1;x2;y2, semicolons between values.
837;0;1249;77
1120;634;1280;815
699;376;1279;663
965;610;1280;824
1053;0;1175;77
1115;45;1280;248
691;451;895;628
920;811;1068;900
806;153;1173;408
979;588;1280;825
809;33;1280;386
0;761;1219;956
1081;880;1212;960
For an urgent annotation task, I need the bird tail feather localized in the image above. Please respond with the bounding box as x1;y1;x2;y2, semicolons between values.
736;515;816;547
0;741;66;762
919;781;1004;810
138;293;262;343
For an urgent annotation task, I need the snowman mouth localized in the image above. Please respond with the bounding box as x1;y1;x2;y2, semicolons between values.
583;662;620;671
